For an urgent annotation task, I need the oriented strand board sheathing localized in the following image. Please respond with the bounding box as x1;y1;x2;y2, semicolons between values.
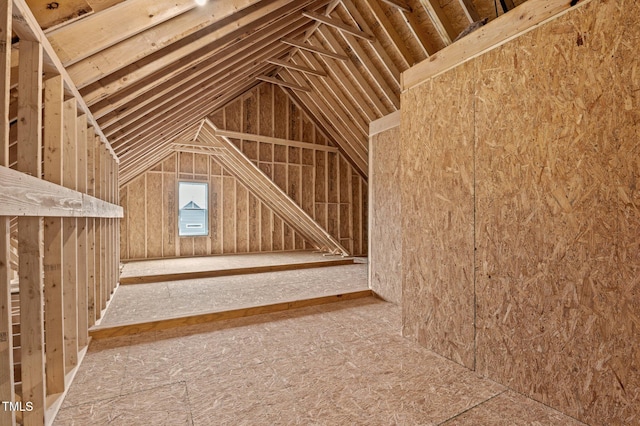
55;298;575;425
401;61;476;369
442;390;585;425
474;2;640;424
101;264;369;326
369;126;402;304
400;1;639;424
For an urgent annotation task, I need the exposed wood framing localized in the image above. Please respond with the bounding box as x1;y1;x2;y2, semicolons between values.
402;0;593;91
198;119;349;255
381;0;412;13
302;10;375;41
457;0;481;23
47;0;198;66
0;166;124;218
369;110;400;136
11;0;118;162
212;129;339;153
0;2;15;425
42;74;66;396
282;37;348;61
418;0;457;46
17;39;46;426
266;58;327;77
256;75;312;93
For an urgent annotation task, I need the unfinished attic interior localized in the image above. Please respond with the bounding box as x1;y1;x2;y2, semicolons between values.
1;0;639;424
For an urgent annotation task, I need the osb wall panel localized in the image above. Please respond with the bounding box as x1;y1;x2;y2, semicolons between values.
401;61;476;369
209;83;368;256
401;1;639;424
369;126;402;304
119;152;314;260
475;1;639;424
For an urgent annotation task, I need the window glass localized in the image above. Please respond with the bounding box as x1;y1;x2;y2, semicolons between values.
178;182;208;236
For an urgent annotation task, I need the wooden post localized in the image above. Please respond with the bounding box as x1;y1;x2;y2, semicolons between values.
106;156;112;298
43;74;66;396
76;116;88;349
0;2;15;424
62;99;78;373
100;147;107;313
115;161;120;287
86;135;96;327
94;140;103;320
17;39;46;426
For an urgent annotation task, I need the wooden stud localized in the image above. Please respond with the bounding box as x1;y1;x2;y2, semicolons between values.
76;115;88;349
86;135;96;327
42;74;66;396
17;39;46;426
11;0;118;163
100;147;107;313
0;2;15;424
93;138;103;320
62;98;78;374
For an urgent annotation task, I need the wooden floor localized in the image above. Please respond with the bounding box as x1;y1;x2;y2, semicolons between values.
120;251;350;283
100;263;369;327
55;297;585;425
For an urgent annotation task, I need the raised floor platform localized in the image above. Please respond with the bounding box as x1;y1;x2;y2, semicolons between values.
93;253;369;339
119;251;353;284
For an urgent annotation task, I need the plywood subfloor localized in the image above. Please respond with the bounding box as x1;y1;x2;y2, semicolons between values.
120;250;346;279
101;264;368;326
55;298;585;425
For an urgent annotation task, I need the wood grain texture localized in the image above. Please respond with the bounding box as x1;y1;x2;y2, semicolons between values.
90;290;373;339
369;125;401;304
0;3;15;423
0;165;123;218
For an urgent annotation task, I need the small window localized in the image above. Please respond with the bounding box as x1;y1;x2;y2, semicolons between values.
178;182;208;237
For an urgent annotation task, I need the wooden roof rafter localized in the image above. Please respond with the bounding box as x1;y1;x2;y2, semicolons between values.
417;0;458;46
278;68;367;175
256;75;312;93
113;68;270;162
197;119;349;256
291;49;377;122
92;6;321;122
10;0;118;162
266;58;327;77
104;40;299;142
78;0;328;106
302;10;375;42
281;37;348;61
